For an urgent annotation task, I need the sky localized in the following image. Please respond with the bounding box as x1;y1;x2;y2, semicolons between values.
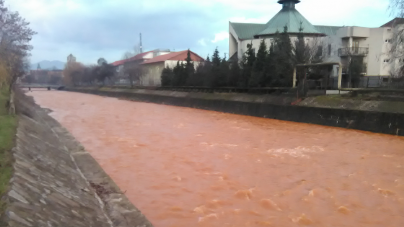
7;0;392;65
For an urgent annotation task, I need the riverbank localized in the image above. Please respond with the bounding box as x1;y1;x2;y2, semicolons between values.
0;87;16;224
2;89;153;227
299;94;404;114
64;87;404;136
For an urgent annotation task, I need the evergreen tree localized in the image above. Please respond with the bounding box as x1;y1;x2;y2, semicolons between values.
206;48;222;87
218;57;229;87
294;24;310;64
172;61;182;86
240;42;256;87
184;49;195;85
249;39;267;87
211;48;221;67
272;26;294;87
294;24;310;88
161;66;173;86
179;61;187;85
262;42;276;87
228;61;241;87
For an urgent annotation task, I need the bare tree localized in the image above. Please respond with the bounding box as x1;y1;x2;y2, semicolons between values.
121;44;141;60
124;63;143;88
388;0;404;78
120;44;143;87
63;61;85;86
0;0;36;114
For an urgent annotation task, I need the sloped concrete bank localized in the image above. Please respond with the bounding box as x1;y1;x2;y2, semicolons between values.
66;87;404;136
3;90;153;227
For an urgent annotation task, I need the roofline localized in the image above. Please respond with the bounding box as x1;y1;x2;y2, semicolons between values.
254;32;327;38
141;50;205;65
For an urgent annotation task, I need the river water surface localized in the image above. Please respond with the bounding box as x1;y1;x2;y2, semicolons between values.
29;91;404;227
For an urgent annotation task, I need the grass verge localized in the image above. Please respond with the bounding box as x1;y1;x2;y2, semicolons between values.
0;87;16;219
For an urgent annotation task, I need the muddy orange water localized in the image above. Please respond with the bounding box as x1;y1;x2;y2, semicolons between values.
28;90;404;227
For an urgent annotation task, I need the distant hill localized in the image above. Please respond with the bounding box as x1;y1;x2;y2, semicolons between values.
31;60;65;70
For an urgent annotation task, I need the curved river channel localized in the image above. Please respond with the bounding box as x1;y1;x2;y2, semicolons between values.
29;90;404;227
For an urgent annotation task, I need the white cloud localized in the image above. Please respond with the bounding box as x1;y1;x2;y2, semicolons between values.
198;39;207;46
211;31;229;43
6;0;393;64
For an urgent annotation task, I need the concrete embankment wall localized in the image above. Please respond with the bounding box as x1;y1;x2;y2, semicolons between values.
4;90;153;227
66;87;404;136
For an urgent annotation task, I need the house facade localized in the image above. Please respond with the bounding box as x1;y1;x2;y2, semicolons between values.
229;0;400;85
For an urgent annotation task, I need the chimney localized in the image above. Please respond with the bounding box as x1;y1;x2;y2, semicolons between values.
140;33;143;53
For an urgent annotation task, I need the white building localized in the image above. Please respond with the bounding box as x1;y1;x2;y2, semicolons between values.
111;50;204;86
229;0;400;86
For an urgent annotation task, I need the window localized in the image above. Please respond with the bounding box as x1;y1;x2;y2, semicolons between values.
383;78;389;82
317;46;323;57
328;44;332;55
384;59;390;63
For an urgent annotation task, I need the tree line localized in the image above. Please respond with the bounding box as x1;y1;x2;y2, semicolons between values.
161;26;325;88
63;58;115;86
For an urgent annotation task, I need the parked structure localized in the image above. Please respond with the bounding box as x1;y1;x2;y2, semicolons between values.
229;0;401;87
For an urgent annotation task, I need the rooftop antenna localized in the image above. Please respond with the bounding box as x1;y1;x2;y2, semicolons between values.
140;33;143;53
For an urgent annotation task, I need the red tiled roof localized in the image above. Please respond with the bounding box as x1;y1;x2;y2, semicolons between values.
111;50;154;66
141;50;204;65
111;59;126;66
126;51;154;62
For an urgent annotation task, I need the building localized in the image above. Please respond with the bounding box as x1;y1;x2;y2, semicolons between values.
141;50;204;86
67;54;76;63
229;0;400;87
111;49;172;84
111;49;204;86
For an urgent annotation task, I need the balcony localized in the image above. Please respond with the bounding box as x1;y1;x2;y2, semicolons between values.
338;47;369;57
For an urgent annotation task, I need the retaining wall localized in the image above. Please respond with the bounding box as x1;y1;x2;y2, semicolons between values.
4;89;153;227
66;87;404;136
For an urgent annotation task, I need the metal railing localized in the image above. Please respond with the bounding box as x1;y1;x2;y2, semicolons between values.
338;47;369;57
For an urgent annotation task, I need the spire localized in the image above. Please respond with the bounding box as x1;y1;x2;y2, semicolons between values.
277;0;300;10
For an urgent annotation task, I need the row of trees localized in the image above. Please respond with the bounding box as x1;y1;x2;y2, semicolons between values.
161;26;326;88
63;58;115;86
0;0;36;91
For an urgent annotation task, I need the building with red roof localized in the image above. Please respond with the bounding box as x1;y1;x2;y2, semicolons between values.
140;50;204;86
111;49;204;86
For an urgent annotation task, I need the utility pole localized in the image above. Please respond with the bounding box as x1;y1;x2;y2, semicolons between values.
140;33;143;53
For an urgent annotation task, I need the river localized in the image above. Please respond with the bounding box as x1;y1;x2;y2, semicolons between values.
28;90;404;227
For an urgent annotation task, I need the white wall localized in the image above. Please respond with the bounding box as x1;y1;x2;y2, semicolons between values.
140;60;203;87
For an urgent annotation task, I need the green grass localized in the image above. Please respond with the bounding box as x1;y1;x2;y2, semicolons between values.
0;87;16;218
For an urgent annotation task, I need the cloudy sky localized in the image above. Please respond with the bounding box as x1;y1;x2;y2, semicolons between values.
8;0;391;65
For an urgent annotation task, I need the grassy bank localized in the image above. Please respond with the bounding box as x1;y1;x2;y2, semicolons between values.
0;87;16;218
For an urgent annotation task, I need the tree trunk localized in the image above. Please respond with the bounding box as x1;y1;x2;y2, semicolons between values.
8;89;15;115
